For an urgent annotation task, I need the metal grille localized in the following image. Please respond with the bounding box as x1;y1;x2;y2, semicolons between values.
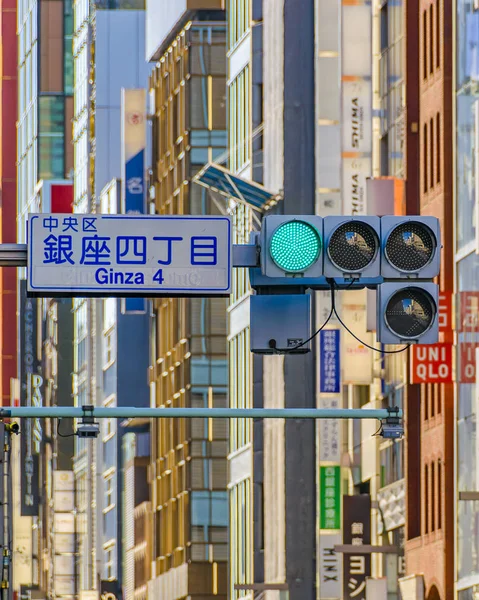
328;221;379;272
385;222;435;272
385;288;435;339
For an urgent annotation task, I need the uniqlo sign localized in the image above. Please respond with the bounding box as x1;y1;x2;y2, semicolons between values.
410;344;453;384
459;343;479;384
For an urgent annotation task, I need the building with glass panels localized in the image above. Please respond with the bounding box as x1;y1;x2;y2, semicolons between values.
71;1;150;595
145;4;229;598
455;2;479;599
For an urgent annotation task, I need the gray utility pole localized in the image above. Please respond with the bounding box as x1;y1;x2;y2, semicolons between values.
0;422;13;600
283;1;317;599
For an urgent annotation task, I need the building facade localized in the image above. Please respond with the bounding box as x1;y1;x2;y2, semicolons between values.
145;3;229;598
455;0;479;598
71;2;150;596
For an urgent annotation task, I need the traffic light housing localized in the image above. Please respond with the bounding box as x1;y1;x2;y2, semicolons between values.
380;216;440;279
323;216;381;279
260;215;323;278
377;282;439;345
253;214;441;350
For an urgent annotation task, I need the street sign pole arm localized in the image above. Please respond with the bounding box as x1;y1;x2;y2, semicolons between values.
0;243;258;269
0;407;402;419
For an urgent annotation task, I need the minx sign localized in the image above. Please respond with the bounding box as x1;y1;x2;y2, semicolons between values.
27;214;232;296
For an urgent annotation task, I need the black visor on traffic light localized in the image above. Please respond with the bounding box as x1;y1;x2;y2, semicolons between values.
327;221;379;273
384;287;436;340
384;221;436;273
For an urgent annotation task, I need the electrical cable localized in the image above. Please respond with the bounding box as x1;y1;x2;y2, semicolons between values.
329;280;410;354
57;418;76;438
281;284;337;352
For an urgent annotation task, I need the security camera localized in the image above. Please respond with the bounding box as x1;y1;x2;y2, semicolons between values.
76;423;100;438
380;423;404;439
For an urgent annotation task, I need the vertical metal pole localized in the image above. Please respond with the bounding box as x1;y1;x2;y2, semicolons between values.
6;430;12;600
283;0;317;597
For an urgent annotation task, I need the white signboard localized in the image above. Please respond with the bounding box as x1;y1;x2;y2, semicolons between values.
27;214;232;296
319;396;342;463
54;470;74;492
342;157;371;216
342;80;372;153
319;533;342;599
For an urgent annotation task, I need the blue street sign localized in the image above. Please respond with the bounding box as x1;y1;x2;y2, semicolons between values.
27;214;232;297
319;329;341;394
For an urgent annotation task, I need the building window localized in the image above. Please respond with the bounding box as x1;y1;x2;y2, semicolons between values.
424;123;428;193
423;10;428;79
437;459;442;529
436;0;440;69
425;463;429;533
229;0;251;50
429;4;434;75
430;117;434;188
38;96;65;178
229;66;251;172
436;112;441;184
64;0;74;94
431;460;436;531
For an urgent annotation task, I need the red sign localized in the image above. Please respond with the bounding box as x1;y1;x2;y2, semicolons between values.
438;292;453;343
458;292;479;332
459;343;479;383
410;344;453;384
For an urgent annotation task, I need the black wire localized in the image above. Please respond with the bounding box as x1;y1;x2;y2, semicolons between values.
372;419;384;436
329;279;410;354
57;418;76;438
283;284;338;352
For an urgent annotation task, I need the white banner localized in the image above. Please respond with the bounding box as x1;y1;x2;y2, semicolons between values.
341;289;373;384
319;533;342;599
55;490;75;512
342;80;372;153
54;513;75;533
319;396;342;463
342;4;372;78
342;157;371;216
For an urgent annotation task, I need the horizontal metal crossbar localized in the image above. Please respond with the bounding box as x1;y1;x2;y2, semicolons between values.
0;407;401;419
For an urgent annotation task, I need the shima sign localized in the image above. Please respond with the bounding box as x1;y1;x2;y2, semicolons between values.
27;214;232;296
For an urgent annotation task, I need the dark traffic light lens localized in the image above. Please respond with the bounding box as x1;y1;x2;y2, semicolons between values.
328;221;379;272
385;222;436;272
385;287;436;339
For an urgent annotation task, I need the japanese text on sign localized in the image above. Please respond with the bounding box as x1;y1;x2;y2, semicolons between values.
320;329;341;394
343;495;371;600
320;466;341;530
27;214;232;296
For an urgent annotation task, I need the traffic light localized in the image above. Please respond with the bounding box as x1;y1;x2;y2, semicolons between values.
377;282;439;344
253;214;441;351
380;216;440;279
323;216;381;279
260;215;323;278
377;216;440;344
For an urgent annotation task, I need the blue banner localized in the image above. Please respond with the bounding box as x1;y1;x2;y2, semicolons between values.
319;329;340;394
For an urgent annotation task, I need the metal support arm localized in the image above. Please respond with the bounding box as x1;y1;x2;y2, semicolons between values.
0;407;402;419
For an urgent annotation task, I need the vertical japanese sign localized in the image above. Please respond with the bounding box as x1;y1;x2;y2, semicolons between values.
320;466;341;529
341;0;372;215
19;280;40;516
121;89;146;215
343;495;371;600
319;533;342;599
320;329;341;393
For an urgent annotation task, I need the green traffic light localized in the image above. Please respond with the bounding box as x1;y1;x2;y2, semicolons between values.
269;220;322;273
